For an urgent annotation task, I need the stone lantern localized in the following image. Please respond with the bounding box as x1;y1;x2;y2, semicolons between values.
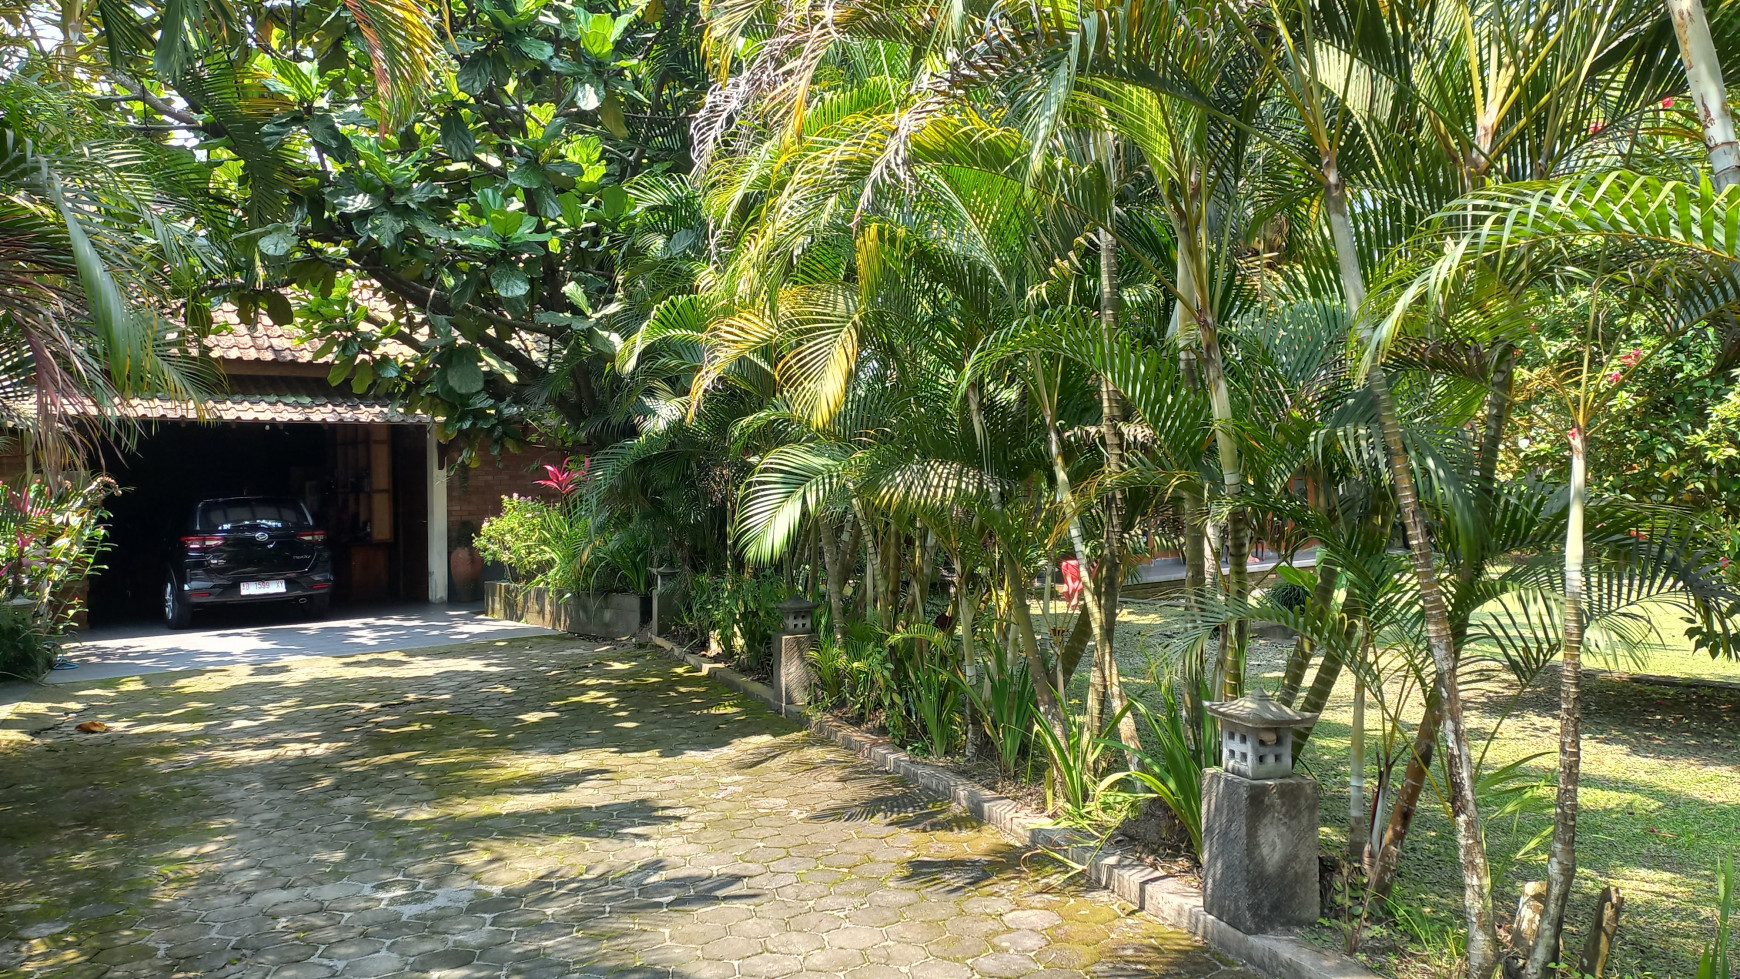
1201;687;1321;935
1206;686;1315;780
773;595;819;710
777;595;818;637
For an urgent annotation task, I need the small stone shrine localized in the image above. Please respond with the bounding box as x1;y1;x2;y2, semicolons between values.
1201;687;1321;934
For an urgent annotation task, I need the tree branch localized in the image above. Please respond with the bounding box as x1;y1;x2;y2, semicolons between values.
363;263;544;376
109;73;210;129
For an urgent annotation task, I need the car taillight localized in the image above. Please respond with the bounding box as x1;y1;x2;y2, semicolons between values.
298;530;327;543
181;535;224;549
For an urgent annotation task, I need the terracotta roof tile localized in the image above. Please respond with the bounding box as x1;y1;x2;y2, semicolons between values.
113;376;428;425
201;283;552;367
204;310;331;363
203;286;425;363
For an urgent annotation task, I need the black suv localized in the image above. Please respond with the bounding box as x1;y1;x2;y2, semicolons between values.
165;497;334;628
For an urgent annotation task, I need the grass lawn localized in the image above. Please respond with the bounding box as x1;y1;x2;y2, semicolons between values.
1087;597;1740;979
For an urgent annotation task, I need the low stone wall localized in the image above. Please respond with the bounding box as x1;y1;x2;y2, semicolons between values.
485;581;643;638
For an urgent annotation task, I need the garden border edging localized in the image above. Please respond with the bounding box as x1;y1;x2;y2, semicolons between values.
641;635;1378;979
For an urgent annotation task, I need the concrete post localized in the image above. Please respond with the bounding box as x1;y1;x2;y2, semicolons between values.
1201;769;1320;934
426;425;448;604
776;633;814;708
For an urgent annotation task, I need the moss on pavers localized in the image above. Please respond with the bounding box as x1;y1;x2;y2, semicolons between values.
0;638;1256;979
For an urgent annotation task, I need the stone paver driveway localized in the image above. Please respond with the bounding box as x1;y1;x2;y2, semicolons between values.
0;637;1255;979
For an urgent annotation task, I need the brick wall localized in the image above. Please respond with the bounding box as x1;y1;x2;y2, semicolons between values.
445;443;574;546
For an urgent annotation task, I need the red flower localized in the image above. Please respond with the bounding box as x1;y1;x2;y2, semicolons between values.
1608;371;1623;383
1621;347;1643;366
1590;121;1605;134
1663;97;1675;109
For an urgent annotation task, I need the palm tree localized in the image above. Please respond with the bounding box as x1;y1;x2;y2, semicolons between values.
1380;163;1740;974
0;74;220;470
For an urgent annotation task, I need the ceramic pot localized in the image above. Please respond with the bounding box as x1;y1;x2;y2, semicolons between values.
449;546;484;602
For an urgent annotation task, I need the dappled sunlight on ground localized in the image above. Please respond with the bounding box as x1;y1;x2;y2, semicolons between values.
0;636;1249;979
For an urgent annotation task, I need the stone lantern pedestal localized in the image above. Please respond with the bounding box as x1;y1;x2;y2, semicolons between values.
773;596;819;709
1202;769;1320;933
776;633;814;708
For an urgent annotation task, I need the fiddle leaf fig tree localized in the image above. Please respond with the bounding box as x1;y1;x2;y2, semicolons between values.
87;0;707;453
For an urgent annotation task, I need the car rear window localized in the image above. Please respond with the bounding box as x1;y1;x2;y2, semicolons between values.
198;500;312;532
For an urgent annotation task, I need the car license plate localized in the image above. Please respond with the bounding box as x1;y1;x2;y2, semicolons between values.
241;580;287;596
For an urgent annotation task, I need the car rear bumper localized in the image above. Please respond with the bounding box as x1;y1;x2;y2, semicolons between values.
182;573;334;605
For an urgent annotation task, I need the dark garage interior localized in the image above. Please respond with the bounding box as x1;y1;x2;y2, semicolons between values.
88;421;430;625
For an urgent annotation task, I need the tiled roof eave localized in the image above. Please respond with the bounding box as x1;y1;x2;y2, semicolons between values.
115;398;430;425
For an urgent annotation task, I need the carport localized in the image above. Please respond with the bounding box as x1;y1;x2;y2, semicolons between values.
80;320;454;625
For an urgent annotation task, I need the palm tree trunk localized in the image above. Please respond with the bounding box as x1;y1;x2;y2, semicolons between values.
959;562;982;759
1281;558;1339;706
1326;156;1500;978
1174;241;1211;624
880;526;901;624
1005;544;1068;743
1293;587;1365;754
1036;359;1136;750
821;513;847;642
1522;429;1587;979
1096;223;1141;752
1668;0;1740;189
1058;606;1092;680
1176;228;1249;699
852;500;878;625
1350;677;1367;862
1371;346;1514;899
1370;369;1499;979
1195;325;1249;698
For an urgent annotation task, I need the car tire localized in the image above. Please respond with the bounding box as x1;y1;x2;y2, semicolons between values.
164;575;193;630
305;593;331;619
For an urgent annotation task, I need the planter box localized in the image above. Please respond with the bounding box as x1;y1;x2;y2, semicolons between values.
485;581;645;638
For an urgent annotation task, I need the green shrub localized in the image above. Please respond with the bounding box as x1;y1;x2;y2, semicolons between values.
809;634;849;705
684;571;787;668
476;495;594;595
1101;683;1217;856
842;638;903;742
1266;581;1312;612
586;520;655;593
0;474;115;674
957;657;1037;775
1699;852;1735;979
476;495;558;582
1033;702;1132;818
0;605;55;680
903;659;958;757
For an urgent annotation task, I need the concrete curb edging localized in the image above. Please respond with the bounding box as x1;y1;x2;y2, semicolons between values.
641;635;1379;979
